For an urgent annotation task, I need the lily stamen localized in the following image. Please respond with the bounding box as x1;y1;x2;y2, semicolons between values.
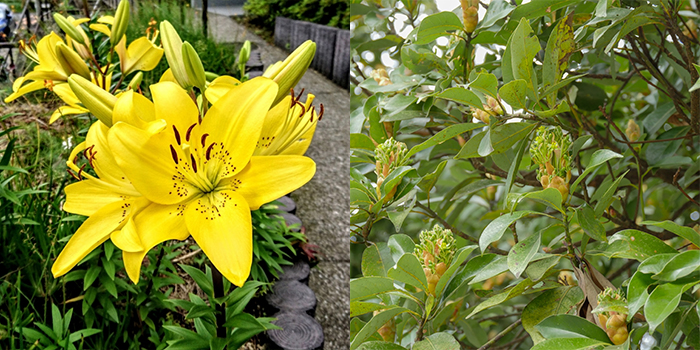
173;125;181;145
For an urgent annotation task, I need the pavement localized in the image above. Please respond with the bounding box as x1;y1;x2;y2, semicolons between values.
205;12;350;350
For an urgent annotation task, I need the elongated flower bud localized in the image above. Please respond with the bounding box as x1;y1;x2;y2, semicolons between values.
182;41;206;90
53;13;86;46
68;75;117;126
160;20;192;89
460;0;479;33
625;119;640;142
263;40;316;105
55;42;91;79
110;0;130;45
128;71;143;90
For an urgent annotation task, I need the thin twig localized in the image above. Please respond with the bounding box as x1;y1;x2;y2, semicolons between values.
172;248;203;263
477;319;522;350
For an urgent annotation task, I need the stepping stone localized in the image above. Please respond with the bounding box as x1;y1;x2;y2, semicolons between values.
274;196;296;213
279;260;310;281
266;279;317;312
268;311;324;350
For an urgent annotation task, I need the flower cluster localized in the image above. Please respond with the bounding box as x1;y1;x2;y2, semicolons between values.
5;0;163;123
415;225;456;295
460;0;479;33
370;68;392;86
472;96;504;124
6;0;321;288
374;138;408;200
593;287;629;345
530;126;572;200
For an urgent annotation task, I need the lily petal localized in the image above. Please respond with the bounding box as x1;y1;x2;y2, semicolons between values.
223;155;315;210
151;82;199;135
109;122;198;205
111;218;144;253
63;179;132;216
52;199;131;277
50;106;89;124
3;79;45;103
122;202;189;283
112;90;156;127
185;190;252;286
202;77;277;178
203;75;241;105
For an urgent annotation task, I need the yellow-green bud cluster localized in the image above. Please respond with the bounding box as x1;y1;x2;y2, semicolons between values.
460;0;479;33
374;138;408;200
530;126;572;199
625;120;640;142
593;287;629;346
371;68;392;86
415;225;456;295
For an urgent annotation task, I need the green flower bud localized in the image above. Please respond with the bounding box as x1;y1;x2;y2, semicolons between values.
182;41;206;90
160;20;192;90
55;42;91;79
415;225;456;274
53;13;86;46
128;71;143;90
110;0;130;45
263;40;316;106
68;74;117;127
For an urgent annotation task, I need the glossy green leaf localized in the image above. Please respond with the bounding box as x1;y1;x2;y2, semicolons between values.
479;211;537;253
653;250;700;281
517;188;564;214
436;245;478;298
530;337;609;350
508;232;541;278
543;14;575;105
435;87;483;110
407;123;482;158
490;122;536;154
414;12;464;45
594;169;629;217
576;205;607;242
526;255;561;281
388;253;429;291
645;281;699;333
387;234;415;263
478;0;515;29
642;102;674;136
627;270;654;322
499;79;528;109
466;278;537;318
413;332;460;350
350;308;410;350
645;126;690;166
357;342;408;350
468;71;499;98
362;244;386;277
536;314;612;343
350;276;397;301
601;229;677;261
509;18;541;99
570;149;623;195
453;179;503;201
522;286;584;343
455;130;486;159
642;220;700;248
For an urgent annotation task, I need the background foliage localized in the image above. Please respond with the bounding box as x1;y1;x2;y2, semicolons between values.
350;0;700;349
243;0;350;36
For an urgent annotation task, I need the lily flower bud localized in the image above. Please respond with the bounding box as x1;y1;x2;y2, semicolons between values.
238;40;251;78
53;13;87;46
110;0;130;46
263;40;316;106
182;41;207;90
68;75;117;127
160;20;192;90
128;71;143;90
55;42;91;79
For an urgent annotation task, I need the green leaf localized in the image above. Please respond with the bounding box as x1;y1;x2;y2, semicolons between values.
509;18;541;100
511;0;578;21
508;232;541;278
499;79;528;109
362;244;387;277
530;337;610;350
387;253;429;291
645;126;690;166
478;128;494;156
594;169;629;217
645;281;699;333
517;188;564;214
535;314;612;344
453;179;503;201
570;149;623;195
435;87;483;110
542;14;575;105
387;234;415;262
413;332;460;350
602;229;678;261
350;308;410;350
179;264;214;297
490;122;536;154
479;211;537;253
466;278;537;318
407;123;482;158
526;255;561;281
653;250;700;282
52;304;63;338
522;286;584;344
350;302;393;318
641;220;700;248
357;342;408;350
627;270;654;322
576;205;607;242
382;94;417;119
350;276;397;302
642;102;675;136
470;255;509;284
573;82;608;111
690;64;700;92
504;135;530;208
436;245;478;298
478;0;515;29
638;253;678;275
468;71;499;99
455;130;486;159
414;12;464;45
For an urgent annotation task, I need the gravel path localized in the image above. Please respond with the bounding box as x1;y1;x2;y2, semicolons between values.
206;13;350;350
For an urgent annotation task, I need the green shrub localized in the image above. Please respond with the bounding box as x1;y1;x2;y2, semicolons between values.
244;0;349;34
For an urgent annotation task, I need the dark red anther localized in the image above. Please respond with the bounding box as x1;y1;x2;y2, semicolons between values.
169;145;179;164
190;154;198;173
294;100;306;116
206;142;215;160
186;123;196;142
77;163;87;179
67;168;80;180
290;88;296;107
295;88;305;102
172;125;181;145
319;104;324;121
201;133;209;147
310;107;315;122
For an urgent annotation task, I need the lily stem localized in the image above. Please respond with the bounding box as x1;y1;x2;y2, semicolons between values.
211;265;226;339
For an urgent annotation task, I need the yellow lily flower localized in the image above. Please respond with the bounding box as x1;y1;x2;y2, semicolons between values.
23;32;70;82
52;91;167;279
115;36;164;76
50;83;90;123
107;78;316;286
205;76;320;156
89;15;114;37
18;39;40;64
65;16;93;61
3;77;45;103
